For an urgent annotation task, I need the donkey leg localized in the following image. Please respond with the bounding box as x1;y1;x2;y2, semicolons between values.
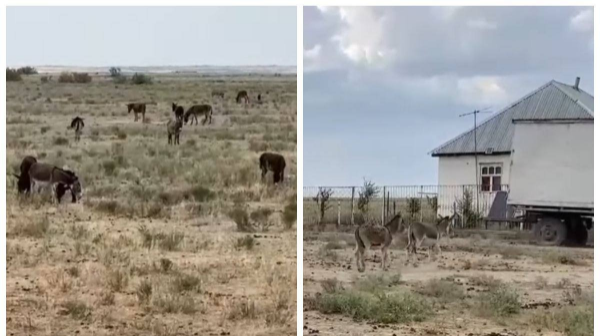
355;246;365;272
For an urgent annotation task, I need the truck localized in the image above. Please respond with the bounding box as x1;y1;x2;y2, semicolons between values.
507;119;593;246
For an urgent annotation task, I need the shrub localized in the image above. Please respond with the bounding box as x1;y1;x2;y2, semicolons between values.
229;206;254;232
131;73;152;85
18;66;38;75
478;285;521;318
418;279;465;303
315;291;431;324
109;67;121;77
136;279;153;304
73;72;92;83
6;68;22;82
282;195;297;230
58;72;74;83
60;300;92;320
58;72;92;83
234;235;255;251
53;137;69;146
171;273;202;293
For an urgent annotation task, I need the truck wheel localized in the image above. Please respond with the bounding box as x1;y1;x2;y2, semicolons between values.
534;217;567;246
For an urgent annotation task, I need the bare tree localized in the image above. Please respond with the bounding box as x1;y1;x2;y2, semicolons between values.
313;188;334;228
357;179;379;223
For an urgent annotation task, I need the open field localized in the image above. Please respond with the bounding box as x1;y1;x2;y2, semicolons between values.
6;71;297;336
303;229;593;336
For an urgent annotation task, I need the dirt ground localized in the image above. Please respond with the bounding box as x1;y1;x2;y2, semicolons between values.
6;71;297;336
303;229;593;336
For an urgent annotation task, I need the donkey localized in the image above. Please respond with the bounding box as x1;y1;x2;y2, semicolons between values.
172;103;184;122
127;103;146;122
236;90;249;104
183;105;212;126
354;214;407;272
406;214;457;260
167;118;183;145
13;156;38;194
259;152;286;184
69;116;85;141
211;91;225;99
28;163;83;203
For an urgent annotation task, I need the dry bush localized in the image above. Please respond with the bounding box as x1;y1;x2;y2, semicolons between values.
6;68;22;82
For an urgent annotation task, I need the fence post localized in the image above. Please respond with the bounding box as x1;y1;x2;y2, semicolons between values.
351;187;355;226
387;191;390;218
382;186;386;224
337;201;341;228
419;185;424;222
393;201;396;215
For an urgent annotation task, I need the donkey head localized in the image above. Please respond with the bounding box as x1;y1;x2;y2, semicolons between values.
172;103;177;112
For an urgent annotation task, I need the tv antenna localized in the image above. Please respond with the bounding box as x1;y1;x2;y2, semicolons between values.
459;107;493;223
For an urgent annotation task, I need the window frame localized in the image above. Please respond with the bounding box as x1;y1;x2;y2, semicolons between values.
480;163;503;192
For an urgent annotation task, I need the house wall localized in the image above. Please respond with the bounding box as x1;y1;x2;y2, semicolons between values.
438;154;512;186
437;154;512;217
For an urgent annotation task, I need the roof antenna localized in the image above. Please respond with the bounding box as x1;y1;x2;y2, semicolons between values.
459;107;492;221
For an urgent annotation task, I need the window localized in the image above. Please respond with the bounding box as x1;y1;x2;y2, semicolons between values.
481;164;502;192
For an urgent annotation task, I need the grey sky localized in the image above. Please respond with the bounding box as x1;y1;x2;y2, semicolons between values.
7;6;297;67
304;6;593;187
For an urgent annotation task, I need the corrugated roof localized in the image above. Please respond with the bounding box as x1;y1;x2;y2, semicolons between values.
431;80;594;156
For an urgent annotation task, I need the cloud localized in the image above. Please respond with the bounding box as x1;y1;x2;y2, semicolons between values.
466;18;498;30
323;7;395;66
570;9;593;32
304;44;321;59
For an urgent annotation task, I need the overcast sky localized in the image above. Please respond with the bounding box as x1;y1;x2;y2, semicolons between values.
7;6;297;66
304;6;594;187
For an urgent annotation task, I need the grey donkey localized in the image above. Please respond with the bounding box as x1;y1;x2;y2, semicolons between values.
28;162;83;203
167;118;183;145
354;213;408;272
406;213;457;260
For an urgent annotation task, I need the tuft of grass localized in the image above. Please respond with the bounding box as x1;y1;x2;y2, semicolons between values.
234;235;256;251
321;278;342;294
12;217;50;238
477;285;521;318
98;291;115;306
541;250;586;266
152;294;196;314
53;137;69;146
60;300;92;320
317;245;339;262
65;266;80;278
159;258;173;273
171;273;202;293
529;292;592;336
227;299;259;320
467;274;501;289
137;225;184;251
106;268;129;292
354;274;402;294
314;290;432;323
417;279;465;303
282;195;297;230
136;279;153;304
68;224;89;240
131;73;153;85
229;206;254;232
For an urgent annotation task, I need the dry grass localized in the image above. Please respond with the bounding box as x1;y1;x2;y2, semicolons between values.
6;71;296;335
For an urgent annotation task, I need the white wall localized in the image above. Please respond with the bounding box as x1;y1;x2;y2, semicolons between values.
436;154;512;217
508;122;594;208
438;154;511;186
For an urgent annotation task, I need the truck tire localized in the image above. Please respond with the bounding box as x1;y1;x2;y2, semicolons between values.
534;217;567;246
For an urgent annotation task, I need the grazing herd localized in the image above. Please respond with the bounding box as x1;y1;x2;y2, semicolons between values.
12;89;289;205
354;212;457;272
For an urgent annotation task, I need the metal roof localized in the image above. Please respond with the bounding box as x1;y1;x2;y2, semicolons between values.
430;80;594;157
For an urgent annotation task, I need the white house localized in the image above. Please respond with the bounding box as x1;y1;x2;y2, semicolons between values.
430;78;594;216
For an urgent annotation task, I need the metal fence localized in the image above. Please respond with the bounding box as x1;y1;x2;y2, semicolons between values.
303;184;510;229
